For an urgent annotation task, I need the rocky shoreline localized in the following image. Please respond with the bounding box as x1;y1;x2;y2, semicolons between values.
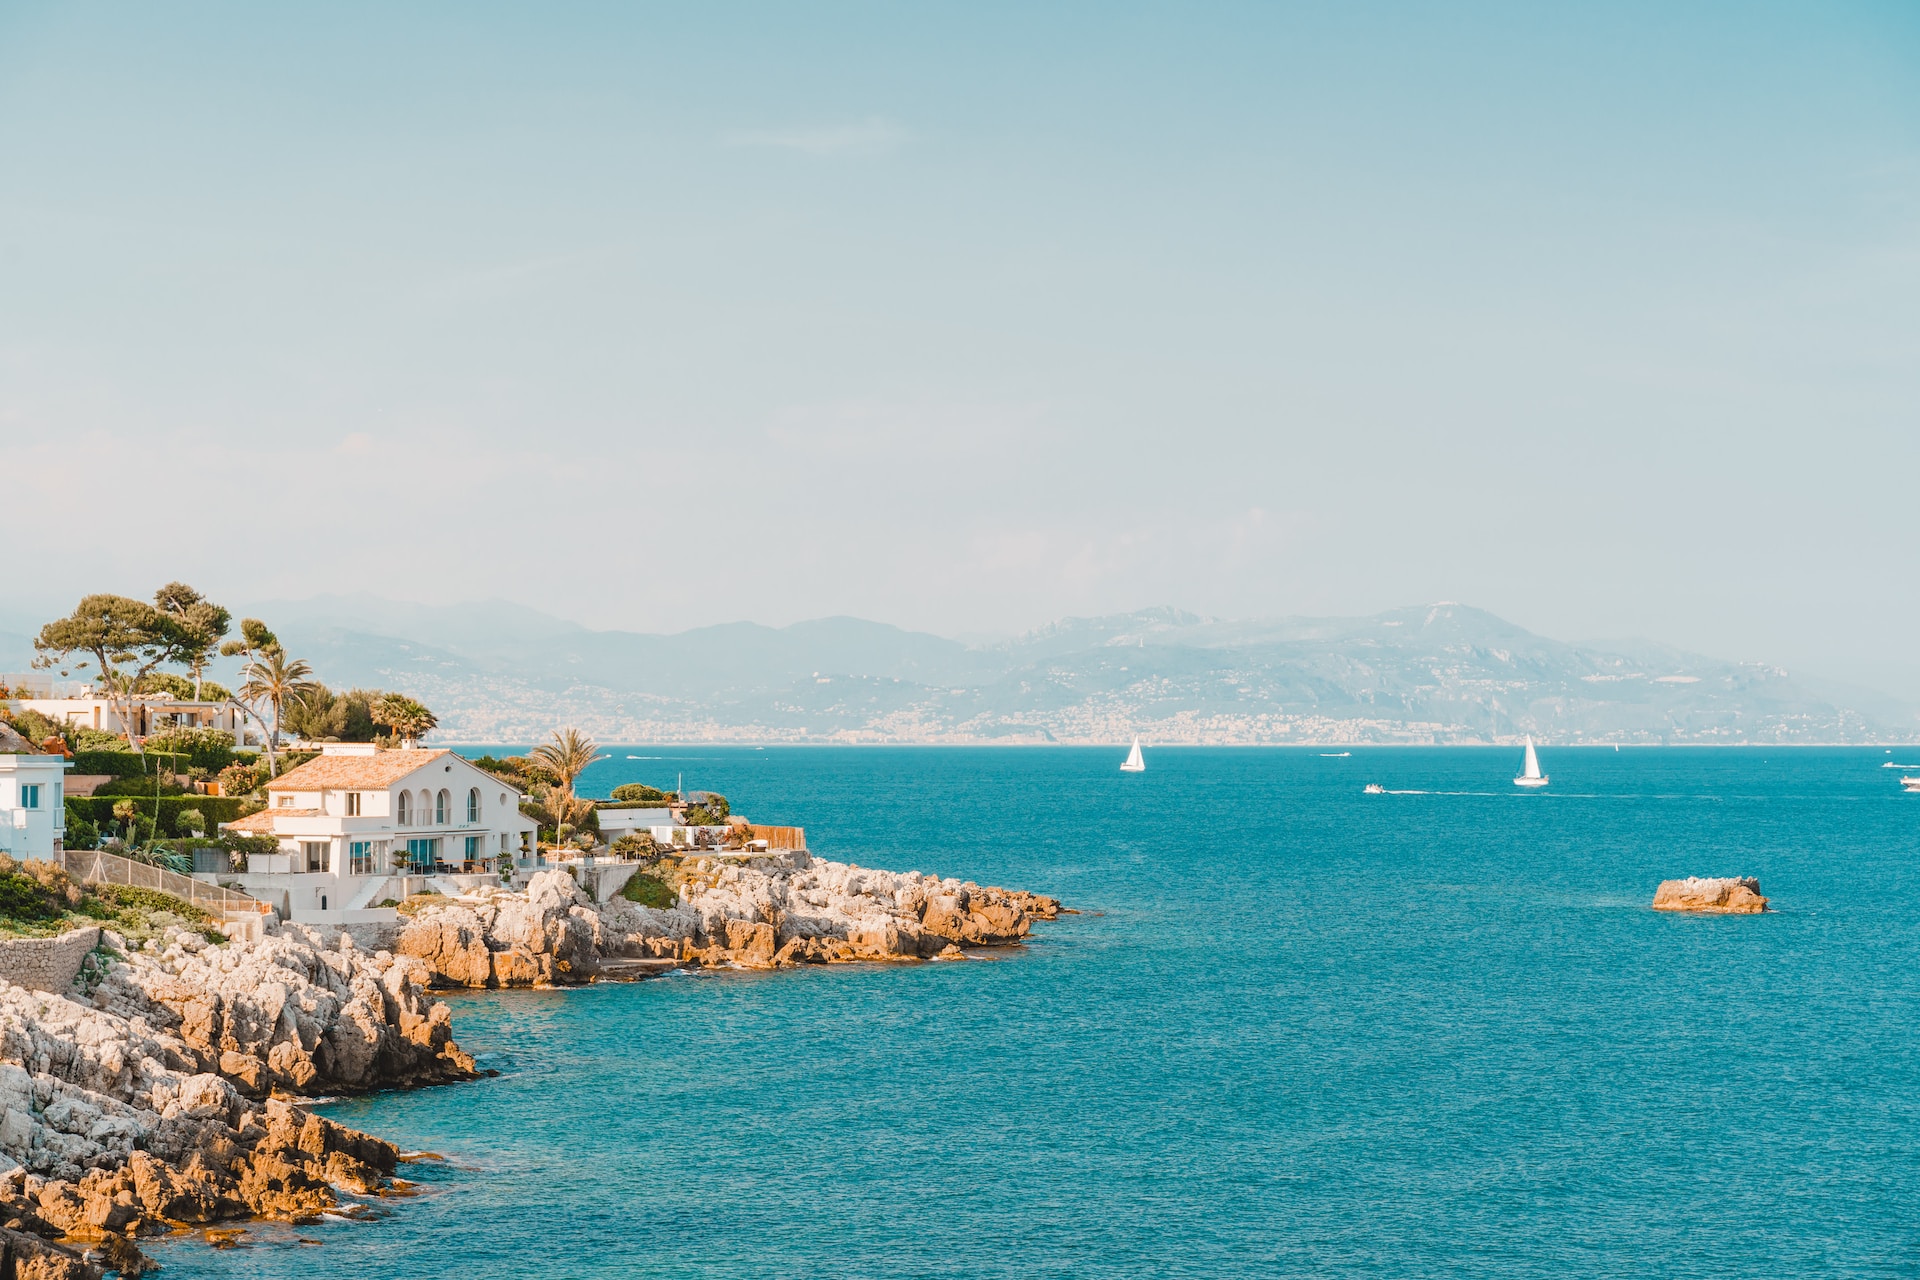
0;852;1058;1276
395;853;1063;986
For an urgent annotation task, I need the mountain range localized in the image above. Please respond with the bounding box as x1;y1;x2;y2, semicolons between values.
9;595;1891;746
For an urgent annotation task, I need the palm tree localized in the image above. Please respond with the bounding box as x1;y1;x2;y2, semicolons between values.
528;727;607;845
370;693;438;747
238;648;320;777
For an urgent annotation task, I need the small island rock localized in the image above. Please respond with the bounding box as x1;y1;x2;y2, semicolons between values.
1652;876;1769;914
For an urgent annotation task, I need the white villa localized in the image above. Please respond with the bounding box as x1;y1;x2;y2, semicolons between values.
218;743;538;925
3;677;263;746
595;806;689;847
0;725;68;862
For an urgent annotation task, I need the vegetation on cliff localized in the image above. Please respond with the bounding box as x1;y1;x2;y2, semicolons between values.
0;856;218;943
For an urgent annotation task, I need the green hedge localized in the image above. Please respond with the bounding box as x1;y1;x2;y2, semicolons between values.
65;796;251;839
71;751;188;779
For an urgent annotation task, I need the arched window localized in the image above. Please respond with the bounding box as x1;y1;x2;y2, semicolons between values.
435;790;450;824
418;790;433;826
396;792;411;826
467;788;480;823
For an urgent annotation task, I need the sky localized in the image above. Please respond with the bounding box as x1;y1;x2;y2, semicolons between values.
3;2;1918;695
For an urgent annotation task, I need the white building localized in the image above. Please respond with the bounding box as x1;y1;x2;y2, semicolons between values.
0;735;69;862
218;743;538;925
594;806;687;847
5;682;262;746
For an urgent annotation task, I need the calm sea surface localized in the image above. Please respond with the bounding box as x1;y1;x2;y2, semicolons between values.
156;747;1920;1278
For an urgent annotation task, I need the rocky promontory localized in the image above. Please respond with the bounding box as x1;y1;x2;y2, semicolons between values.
1652;876;1770;914
0;921;477;1276
0;853;1063;1273
397;853;1062;986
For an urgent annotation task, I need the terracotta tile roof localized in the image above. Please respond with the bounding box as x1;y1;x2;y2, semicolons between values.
223;809;314;832
266;749;460;793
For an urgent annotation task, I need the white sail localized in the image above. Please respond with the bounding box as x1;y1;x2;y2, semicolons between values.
1121;738;1145;772
1514;736;1548;787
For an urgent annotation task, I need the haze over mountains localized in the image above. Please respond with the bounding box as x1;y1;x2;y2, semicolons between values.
25;595;1889;746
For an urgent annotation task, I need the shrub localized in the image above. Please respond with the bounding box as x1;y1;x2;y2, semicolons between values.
610;783;669;804
217;762;263;798
91;773;187;797
72;750;188;779
73;728;130;753
683;804;724;827
73;750;142;778
89;882;210;920
0;872;60;921
64;796;251;839
141;727;236;771
619;872;676;909
176;808;207;836
64;814;99;850
3;709;70;750
610;833;658;858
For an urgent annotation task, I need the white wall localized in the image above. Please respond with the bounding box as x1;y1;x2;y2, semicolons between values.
0;755;68;861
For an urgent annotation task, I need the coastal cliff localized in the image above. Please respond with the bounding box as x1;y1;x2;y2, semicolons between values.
397;854;1062;986
0;922;477;1276
1652;877;1769;914
0;855;1061;1273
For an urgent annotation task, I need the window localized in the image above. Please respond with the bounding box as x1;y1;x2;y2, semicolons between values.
18;785;39;810
349;840;382;875
346;792;361;816
406;837;440;870
464;835;481;862
500;833;510;855
467;788;480;823
277;795;293;809
435;789;450;824
302;841;328;873
396;792;412;825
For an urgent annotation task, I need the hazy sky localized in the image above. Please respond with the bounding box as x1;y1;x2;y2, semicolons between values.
3;3;1917;693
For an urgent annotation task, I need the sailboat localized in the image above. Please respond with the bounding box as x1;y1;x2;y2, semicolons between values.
1120;738;1145;773
1513;736;1548;788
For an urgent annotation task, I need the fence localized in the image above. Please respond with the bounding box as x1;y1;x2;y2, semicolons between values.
62;848;270;919
748;824;807;851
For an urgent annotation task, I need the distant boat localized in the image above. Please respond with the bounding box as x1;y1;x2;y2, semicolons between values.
1120;738;1145;773
1514;736;1549;788
1904;776;1920;793
1320;752;1351;758
1364;783;1385;794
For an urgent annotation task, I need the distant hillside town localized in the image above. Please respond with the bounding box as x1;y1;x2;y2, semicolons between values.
29;595;1894;747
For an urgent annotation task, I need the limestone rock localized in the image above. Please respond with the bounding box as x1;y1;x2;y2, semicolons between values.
400;855;1060;980
1652;877;1769;914
0;922;461;1267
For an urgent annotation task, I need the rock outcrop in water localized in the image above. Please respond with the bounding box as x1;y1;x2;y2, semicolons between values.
1652;877;1769;914
398;854;1063;985
0;921;477;1276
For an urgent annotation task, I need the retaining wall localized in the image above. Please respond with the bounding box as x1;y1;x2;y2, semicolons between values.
0;927;100;993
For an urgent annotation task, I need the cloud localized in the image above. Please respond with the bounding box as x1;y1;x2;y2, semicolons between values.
723;116;906;157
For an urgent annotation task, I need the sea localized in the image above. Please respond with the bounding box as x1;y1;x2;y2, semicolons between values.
154;746;1920;1279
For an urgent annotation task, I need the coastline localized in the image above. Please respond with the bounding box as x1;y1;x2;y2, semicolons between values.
0;851;1061;1276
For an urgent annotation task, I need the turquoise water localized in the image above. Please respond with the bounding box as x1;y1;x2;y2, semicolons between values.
157;747;1920;1278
